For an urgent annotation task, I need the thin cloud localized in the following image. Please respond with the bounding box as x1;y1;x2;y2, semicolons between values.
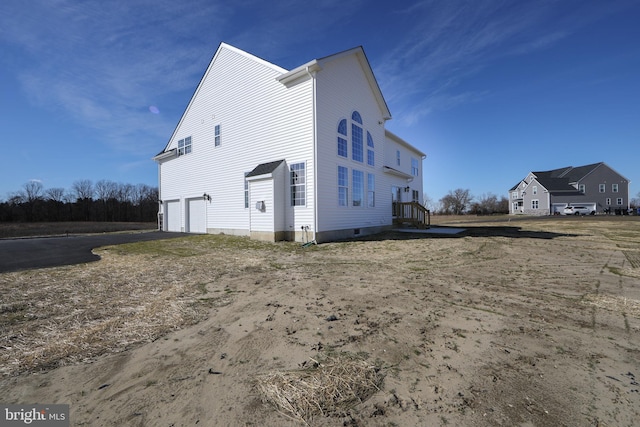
0;0;229;157
374;1;571;122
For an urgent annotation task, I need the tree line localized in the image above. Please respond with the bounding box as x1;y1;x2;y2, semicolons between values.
425;189;510;215
0;180;158;223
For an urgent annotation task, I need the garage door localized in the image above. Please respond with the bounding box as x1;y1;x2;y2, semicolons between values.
551;203;566;215
165;200;181;232
186;198;206;233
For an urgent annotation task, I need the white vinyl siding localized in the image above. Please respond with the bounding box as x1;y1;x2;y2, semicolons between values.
157;44;314;236
313;53;393;232
157;44;424;240
248;178;274;232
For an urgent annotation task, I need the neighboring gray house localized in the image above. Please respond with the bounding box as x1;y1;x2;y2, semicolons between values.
509;162;630;215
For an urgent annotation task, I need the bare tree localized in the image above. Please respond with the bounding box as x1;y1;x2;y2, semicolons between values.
440;188;473;215
23;180;44;203
72;179;94;201
468;192;511;215
422;193;437;212
46;187;66;203
95;180;116;201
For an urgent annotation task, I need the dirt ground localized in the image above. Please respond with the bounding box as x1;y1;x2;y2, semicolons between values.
1;216;639;426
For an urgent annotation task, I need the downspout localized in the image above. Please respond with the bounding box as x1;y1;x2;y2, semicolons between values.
157;162;162;230
306;66;318;242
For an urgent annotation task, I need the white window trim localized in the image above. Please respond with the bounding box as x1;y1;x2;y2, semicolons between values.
290;162;306;207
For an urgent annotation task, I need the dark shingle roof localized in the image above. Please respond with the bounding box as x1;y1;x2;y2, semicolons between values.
525;163;605;194
246;159;285;177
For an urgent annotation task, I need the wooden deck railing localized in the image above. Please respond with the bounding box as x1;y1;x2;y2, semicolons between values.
393;202;430;229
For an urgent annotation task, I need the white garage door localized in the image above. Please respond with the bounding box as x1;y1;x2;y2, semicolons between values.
186;198;206;233
165;200;181;232
551;203;567;215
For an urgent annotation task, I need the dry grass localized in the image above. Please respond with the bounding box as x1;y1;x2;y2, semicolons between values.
583;294;640;318
0;234;296;376
0;222;156;238
256;353;384;425
0;251;206;375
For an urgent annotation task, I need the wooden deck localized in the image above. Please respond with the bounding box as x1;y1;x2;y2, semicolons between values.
392;202;430;229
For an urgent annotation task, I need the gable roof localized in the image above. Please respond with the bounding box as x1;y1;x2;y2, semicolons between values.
276;46;391;120
514;162;627;194
156;43;287;156
155;43;393;159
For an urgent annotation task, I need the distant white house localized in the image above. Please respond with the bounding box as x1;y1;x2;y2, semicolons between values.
153;43;426;242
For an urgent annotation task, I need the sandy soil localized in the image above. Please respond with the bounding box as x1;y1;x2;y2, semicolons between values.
1;217;639;426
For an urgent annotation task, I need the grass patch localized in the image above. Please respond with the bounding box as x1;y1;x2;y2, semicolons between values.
256;352;384;424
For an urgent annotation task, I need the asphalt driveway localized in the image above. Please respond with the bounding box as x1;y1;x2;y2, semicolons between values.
0;231;185;273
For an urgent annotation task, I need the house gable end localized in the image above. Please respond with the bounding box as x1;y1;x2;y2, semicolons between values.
157;43;289;156
276;46;391;120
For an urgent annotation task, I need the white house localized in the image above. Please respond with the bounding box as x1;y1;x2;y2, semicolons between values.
153;43;426;242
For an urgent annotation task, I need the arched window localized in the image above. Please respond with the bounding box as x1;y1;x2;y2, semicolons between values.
351;111;363;162
366;131;374;166
337;119;347;158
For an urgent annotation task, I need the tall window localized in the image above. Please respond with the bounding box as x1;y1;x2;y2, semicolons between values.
412;189;419;203
214;125;221;147
532;200;539;209
391;186;401;203
599;184;606;193
367;132;374;166
612;184;619;192
244;172;249;208
411;157;419;176
578;184;585;193
337;119;347;158
352;169;364;207
290;163;305;206
367;173;375;207
338;166;348;207
532;186;538;195
396;150;401;166
606;198;611;205
177;136;192;156
351;111;363;162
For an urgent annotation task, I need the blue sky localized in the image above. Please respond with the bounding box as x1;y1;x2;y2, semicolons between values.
1;0;639;206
